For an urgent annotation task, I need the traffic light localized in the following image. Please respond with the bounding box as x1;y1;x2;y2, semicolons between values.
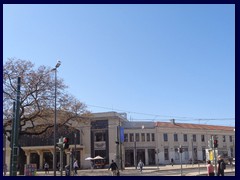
178;147;183;153
213;139;218;148
63;137;69;149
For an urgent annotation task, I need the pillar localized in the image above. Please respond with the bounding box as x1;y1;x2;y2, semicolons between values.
145;148;149;165
25;151;30;164
37;150;43;170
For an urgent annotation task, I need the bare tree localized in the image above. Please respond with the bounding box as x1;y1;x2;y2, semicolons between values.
3;58;91;174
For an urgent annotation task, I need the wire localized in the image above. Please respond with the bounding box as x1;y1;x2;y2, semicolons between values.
86;104;235;122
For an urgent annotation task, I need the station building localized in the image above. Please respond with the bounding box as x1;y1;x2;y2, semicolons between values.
3;112;235;170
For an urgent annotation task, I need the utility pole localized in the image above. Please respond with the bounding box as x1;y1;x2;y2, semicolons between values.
178;145;183;176
192;138;194;166
115;125;120;168
56;137;64;176
134;141;137;169
53;60;61;176
10;77;21;176
213;136;218;176
10;101;15;176
119;126;123;170
74;132;77;160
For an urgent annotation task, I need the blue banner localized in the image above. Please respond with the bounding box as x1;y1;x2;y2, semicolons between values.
120;127;124;143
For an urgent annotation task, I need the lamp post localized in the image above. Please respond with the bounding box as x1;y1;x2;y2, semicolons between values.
191;137;194;166
134;141;137;169
53;61;61;176
3;134;7;176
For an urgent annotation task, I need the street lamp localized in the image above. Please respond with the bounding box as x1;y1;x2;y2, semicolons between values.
53;61;61;176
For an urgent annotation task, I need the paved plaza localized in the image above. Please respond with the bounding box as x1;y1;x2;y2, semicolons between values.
4;164;235;176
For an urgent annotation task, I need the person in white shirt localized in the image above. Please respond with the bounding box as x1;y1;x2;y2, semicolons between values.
73;160;79;175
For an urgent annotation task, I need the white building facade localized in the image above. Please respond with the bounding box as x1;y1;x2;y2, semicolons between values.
3;112;235;170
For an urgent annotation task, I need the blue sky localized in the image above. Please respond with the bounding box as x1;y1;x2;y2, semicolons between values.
3;4;235;126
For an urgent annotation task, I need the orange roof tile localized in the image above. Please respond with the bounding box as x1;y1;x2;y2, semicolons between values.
155;122;234;131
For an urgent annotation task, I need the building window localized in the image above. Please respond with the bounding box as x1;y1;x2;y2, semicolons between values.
174;134;178;142
135;133;140;142
130;133;134;142
193;134;196;142
147;133;150;142
163;133;168;142
164;148;169;160
229;136;233;142
223;135;226;142
124;134;128;142
201;135;205;142
141;133;145;142
95;132;106;142
184;134;187;142
151;133;155;141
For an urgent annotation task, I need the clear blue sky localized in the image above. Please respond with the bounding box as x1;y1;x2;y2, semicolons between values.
3;4;235;126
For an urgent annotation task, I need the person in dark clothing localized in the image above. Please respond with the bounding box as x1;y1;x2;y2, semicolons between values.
108;160;118;176
171;158;174;166
217;155;225;176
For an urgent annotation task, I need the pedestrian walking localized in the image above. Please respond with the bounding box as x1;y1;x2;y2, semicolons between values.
206;160;214;176
217;155;226;176
73;160;79;175
44;162;49;175
171;158;174;166
91;160;94;171
57;162;60;171
138;160;144;173
65;165;70;176
108;160;118;176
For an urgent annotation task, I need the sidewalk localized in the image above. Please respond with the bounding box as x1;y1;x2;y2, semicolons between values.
4;164;235;176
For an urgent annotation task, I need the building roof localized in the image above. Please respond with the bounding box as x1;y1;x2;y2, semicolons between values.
122;121;155;129
155;122;234;132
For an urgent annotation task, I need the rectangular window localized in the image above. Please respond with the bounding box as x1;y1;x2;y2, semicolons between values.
201;135;205;142
229;136;233;142
151;133;155;141
193;134;196;142
141;133;145;142
223;135;226;142
147;133;150;142
135;133;140;142
124;134;128;142
174;134;178;142
95;132;106;142
164;148;169;160
130;133;134;142
163;133;168;142
184;134;188;142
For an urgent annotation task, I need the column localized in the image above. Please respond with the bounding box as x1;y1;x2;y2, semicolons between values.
25;151;30;164
145;148;149;165
37;150;43;170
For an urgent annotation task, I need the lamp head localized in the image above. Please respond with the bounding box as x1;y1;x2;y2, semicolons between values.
55;61;61;68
